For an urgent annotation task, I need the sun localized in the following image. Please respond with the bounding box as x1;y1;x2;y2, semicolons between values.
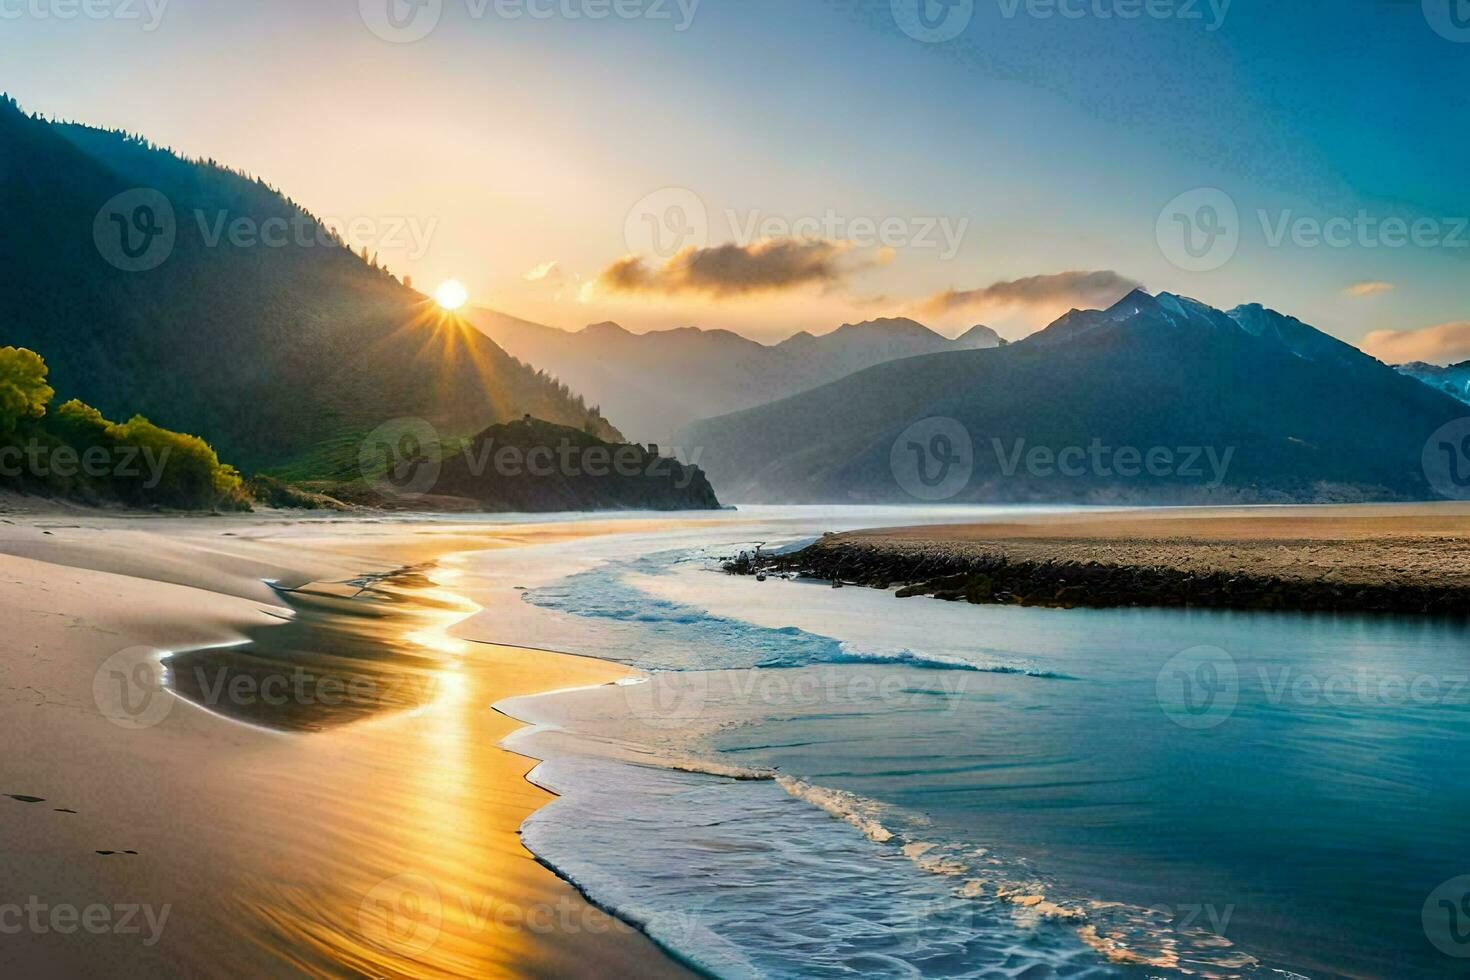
434;280;469;311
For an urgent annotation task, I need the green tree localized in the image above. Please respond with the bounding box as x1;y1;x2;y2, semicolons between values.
51;398;109;447
0;346;54;432
105;414;245;509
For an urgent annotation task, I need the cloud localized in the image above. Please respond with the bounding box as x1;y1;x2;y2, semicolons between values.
915;270;1142;317
524;260;561;282
1361;321;1470;365
1344;280;1394;298
595;238;854;298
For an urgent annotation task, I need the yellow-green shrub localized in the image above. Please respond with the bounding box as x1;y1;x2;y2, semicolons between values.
0;347;54;433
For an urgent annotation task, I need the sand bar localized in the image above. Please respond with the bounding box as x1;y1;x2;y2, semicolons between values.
751;503;1470;612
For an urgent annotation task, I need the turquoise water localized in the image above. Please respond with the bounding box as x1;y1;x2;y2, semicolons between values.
509;533;1470;979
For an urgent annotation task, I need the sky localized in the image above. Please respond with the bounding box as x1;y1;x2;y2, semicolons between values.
3;0;1468;356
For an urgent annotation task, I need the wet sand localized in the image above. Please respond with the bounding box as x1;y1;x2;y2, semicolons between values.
0;513;701;978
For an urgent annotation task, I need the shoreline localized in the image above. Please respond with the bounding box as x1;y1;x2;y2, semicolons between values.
736;503;1470;614
0;513;695;978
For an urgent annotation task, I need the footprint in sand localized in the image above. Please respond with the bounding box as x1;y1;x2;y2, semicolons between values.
8;795;81;814
7;793;84;816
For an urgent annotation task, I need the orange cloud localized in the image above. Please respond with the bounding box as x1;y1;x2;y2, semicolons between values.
1361;321;1470;365
916;270;1141;317
595;238;854;298
1344;280;1394;297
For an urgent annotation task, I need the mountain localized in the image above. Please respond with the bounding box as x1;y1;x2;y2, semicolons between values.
431;417;720;512
0;97;617;479
957;323;1006;348
468;310;1002;446
680;290;1467;504
1396;361;1470;405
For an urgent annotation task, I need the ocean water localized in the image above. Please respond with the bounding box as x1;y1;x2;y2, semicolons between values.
484;512;1470;979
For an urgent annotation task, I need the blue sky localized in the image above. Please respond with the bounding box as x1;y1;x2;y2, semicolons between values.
3;0;1467;354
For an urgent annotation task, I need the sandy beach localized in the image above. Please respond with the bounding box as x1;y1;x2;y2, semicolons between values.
0;505;698;978
8;499;1470;977
753;502;1470;612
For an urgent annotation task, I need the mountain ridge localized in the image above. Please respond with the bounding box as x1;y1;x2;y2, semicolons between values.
680;291;1464;504
1396;360;1470;405
468;309;1004;445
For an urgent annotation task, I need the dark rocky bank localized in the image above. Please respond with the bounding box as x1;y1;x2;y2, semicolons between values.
727;540;1470;616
